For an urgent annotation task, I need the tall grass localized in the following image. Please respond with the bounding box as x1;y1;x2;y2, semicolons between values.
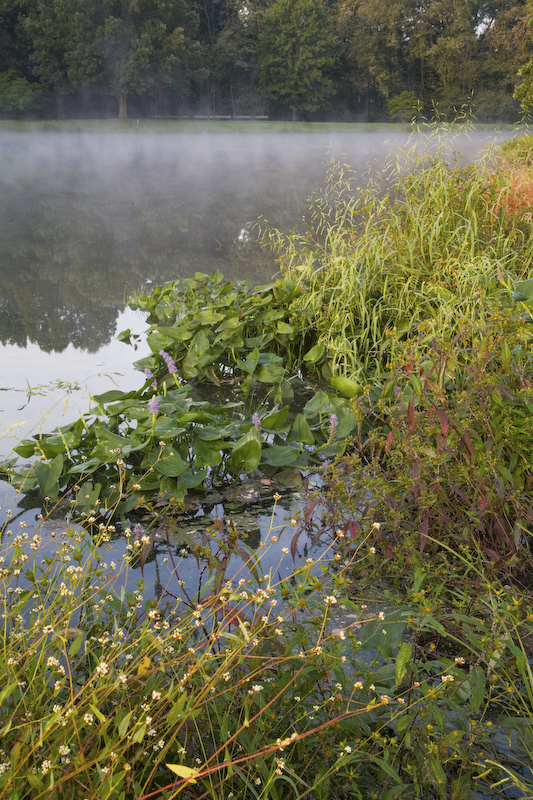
262;134;533;384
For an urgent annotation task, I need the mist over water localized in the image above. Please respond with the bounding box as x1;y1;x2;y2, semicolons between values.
0;127;512;453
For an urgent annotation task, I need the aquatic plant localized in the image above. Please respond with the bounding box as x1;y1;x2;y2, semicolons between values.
3;271;358;519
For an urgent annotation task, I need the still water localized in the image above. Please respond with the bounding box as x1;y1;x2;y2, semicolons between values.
0;127;405;454
0;125;512;589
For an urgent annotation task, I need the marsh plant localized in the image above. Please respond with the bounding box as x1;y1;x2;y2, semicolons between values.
2;485;533;800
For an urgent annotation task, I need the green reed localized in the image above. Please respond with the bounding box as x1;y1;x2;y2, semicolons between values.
261;132;533;385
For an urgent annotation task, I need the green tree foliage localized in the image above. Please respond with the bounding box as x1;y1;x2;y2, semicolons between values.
24;0;102;118
0;0;530;120
258;0;336;119
514;58;533;111
0;69;43;113
97;0;197;119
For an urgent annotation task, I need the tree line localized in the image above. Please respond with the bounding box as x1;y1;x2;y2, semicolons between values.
0;0;531;122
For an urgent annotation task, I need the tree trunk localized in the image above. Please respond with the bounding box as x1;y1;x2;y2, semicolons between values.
117;91;128;119
292;107;298;121
250;77;254;118
56;92;65;120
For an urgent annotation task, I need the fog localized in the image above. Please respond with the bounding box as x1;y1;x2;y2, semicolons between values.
0;126;512;454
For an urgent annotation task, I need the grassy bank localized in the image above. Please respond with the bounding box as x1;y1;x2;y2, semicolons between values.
2;130;533;799
0;119;521;134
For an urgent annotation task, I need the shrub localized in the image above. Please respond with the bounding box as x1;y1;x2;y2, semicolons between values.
387;91;421;122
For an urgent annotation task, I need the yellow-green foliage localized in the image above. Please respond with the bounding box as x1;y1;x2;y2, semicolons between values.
263;137;533;384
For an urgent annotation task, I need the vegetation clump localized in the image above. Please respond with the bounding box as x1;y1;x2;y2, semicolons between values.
3;131;533;799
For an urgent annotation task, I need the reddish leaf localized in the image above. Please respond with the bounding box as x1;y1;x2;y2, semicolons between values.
461;431;474;459
407;396;415;430
140;531;157;575
437;408;449;435
419;517;429;552
290;530;301;563
385;431;394;453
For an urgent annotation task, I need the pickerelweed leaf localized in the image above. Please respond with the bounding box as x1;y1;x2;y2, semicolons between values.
33;454;64;500
512;277;533;302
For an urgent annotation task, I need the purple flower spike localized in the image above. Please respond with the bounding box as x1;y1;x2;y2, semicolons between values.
159;350;177;375
149;395;159;416
252;412;261;433
329;413;338;439
144;367;157;389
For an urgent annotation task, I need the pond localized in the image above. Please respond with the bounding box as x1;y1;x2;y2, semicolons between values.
0;125;513;595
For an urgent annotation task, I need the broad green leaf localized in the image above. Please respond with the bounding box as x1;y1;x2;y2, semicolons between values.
149;448;188;477
261;445;309;468
68;635;84;657
153;417;187;438
372;756;402;784
230;428;262;474
33;454;64;500
216;316;241;333
287;413;315;445
394;642;412;687
0;682;18;707
303;343;326;363
256;364;286;384
276;321;294;334
157;326;192;341
190;310;225;326
118;710;133;738
329;376;363;398
243;347;259;375
335;411;357;438
177;411;215;425
261;405;290;430
92;390;133;404
512;277;533;302
189;329;211;357
193;438;223;466
176;468;208;492
304;391;331;417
